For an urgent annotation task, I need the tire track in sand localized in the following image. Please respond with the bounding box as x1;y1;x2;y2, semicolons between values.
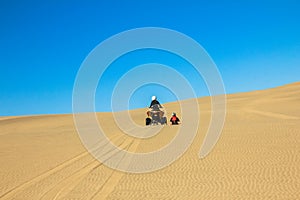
0;133;126;199
40;136;134;200
90;138;141;199
56;126;146;200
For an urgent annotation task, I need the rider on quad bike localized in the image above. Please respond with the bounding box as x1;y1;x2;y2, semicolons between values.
149;96;162;108
146;96;167;125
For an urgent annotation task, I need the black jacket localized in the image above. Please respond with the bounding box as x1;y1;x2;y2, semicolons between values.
149;100;162;108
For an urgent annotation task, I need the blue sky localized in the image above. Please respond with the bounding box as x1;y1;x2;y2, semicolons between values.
0;0;299;116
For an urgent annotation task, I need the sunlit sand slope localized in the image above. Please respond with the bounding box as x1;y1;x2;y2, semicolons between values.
0;82;299;199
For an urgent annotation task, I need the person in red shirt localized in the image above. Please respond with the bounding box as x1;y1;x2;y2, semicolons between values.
170;112;180;125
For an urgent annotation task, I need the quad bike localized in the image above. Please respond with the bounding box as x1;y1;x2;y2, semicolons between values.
145;104;167;126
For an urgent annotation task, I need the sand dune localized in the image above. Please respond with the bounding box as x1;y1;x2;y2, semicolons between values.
1;82;300;199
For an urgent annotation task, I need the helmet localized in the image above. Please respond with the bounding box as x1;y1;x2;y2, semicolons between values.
152;96;157;101
172;112;176;116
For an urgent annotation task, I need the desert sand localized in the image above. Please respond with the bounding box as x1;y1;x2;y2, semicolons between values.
0;82;300;199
